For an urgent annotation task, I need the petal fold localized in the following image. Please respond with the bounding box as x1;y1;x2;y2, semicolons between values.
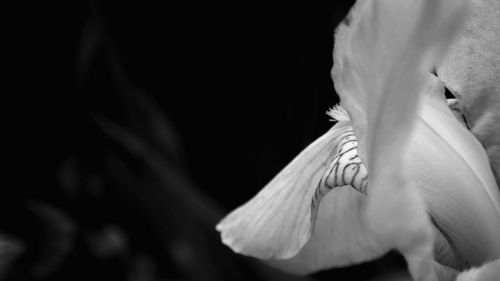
268;186;385;274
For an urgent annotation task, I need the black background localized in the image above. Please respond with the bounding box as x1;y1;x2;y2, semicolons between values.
5;1;407;280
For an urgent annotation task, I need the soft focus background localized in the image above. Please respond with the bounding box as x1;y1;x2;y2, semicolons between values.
5;1;410;280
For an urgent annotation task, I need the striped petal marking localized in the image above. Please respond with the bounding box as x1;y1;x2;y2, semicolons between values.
311;127;368;228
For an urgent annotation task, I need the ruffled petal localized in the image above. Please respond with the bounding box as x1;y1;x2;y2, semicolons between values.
437;0;500;186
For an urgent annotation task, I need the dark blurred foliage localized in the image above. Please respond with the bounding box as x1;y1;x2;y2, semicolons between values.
4;1;409;280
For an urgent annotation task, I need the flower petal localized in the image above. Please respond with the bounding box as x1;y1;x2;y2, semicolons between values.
456;259;500;281
332;0;469;164
330;0;469;279
410;77;500;268
217;120;353;259
217;115;389;274
437;0;500;186
268;185;385;274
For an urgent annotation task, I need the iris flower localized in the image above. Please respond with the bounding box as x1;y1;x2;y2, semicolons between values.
216;0;500;280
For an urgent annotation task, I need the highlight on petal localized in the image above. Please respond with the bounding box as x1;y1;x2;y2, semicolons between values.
437;0;500;186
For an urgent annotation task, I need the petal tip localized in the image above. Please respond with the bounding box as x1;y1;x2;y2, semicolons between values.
215;208;311;260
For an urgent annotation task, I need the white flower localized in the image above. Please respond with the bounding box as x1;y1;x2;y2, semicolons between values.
216;0;500;280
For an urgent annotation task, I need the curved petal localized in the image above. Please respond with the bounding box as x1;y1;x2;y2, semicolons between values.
410;77;500;268
217;120;353;259
437;0;500;185
217;114;388;274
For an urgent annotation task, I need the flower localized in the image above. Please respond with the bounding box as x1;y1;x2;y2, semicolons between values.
216;0;500;280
